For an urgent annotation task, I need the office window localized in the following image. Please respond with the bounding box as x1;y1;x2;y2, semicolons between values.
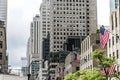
0;41;2;48
116;34;119;43
96;40;100;44
0;53;2;60
117;50;119;59
0;64;2;72
113;52;115;56
109;39;111;48
112;36;114;45
111;16;114;30
0;32;2;37
76;67;79;71
109;54;111;57
115;12;117;27
87;9;89;11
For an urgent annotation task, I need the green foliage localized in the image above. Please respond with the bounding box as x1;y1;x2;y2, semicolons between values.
96;29;100;33
93;49;115;68
64;74;77;80
64;68;106;80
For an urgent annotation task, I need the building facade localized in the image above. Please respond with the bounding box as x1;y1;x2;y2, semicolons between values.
110;0;119;13
39;0;51;79
0;0;7;27
63;36;86;51
107;7;120;71
40;0;51;61
0;21;7;73
27;38;30;67
26;38;31;74
40;0;51;39
80;33;104;70
64;52;80;76
30;15;41;57
48;51;69;80
42;33;50;61
30;15;41;80
49;0;97;52
55;63;64;80
35;61;48;80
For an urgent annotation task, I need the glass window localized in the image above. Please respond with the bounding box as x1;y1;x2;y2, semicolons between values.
0;41;2;48
117;50;119;59
0;64;2;72
0;53;2;60
113;52;115;56
112;36;114;45
109;39;111;48
0;32;2;37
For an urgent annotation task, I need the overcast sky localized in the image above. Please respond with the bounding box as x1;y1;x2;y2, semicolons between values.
7;0;110;68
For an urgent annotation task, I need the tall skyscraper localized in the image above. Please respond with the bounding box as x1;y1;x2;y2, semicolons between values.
30;15;41;55
30;15;41;80
38;1;51;80
40;0;51;39
40;0;51;61
49;0;97;52
0;0;7;27
110;0;119;13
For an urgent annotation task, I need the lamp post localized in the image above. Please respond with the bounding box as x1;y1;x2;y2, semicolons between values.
27;74;31;80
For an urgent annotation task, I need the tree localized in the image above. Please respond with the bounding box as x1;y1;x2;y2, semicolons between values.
64;68;106;80
93;49;115;68
64;49;120;80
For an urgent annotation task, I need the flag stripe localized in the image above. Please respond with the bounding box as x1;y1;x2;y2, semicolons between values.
100;27;109;48
59;67;63;76
74;53;80;63
109;65;116;75
77;54;80;63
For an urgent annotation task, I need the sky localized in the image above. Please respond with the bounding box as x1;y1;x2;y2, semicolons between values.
7;0;110;68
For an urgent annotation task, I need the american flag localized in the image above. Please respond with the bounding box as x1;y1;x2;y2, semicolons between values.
74;53;80;63
108;65;116;75
59;68;63;76
100;27;109;48
77;54;80;63
101;65;116;75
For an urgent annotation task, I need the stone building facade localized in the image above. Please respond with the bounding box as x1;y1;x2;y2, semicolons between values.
64;52;80;75
0;21;7;73
107;7;120;71
80;33;105;70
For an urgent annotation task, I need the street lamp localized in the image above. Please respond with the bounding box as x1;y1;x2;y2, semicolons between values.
27;74;31;80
